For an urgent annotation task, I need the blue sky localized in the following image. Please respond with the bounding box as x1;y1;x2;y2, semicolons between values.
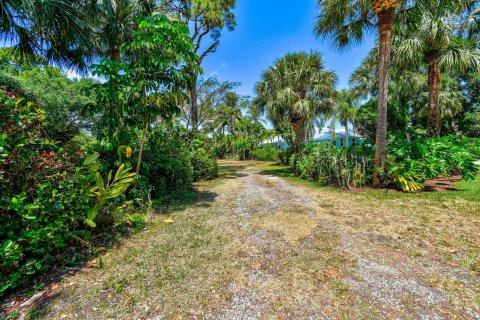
201;0;376;97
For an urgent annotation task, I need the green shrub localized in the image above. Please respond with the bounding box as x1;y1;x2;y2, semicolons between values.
293;143;373;188
0;88;135;295
141;127;193;202
251;145;279;161
190;147;218;181
291;136;478;192
388;137;478;182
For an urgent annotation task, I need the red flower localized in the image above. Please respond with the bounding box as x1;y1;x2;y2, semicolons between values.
57;161;62;168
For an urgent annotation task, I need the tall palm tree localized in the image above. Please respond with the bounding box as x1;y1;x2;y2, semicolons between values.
255;51;337;154
86;0;158;61
315;0;405;187
0;0;91;69
411;76;465;134
393;0;480;137
328;89;358;146
215;92;242;134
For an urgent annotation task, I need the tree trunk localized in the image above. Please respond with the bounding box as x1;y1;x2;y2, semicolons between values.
110;48;121;62
372;7;395;188
345;123;349;147
136;116;150;175
190;82;198;131
290;115;306;154
427;52;441;138
353;125;357;145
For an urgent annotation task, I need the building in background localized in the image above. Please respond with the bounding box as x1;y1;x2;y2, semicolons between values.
261;130;363;150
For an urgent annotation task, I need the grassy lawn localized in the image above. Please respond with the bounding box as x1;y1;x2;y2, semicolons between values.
258;161;480;276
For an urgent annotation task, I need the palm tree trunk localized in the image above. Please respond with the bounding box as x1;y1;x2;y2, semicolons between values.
190;82;198;131
291;116;306;154
427;52;441;138
372;7;395;188
136;116;150;175
110;48;121;62
353;124;357;145
345;122;349;147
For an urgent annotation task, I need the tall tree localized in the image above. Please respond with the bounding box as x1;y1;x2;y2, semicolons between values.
89;15;198;174
178;76;239;130
315;0;405;187
328;89;358;144
0;0;91;68
393;0;480;137
255;51;337;154
160;0;236;130
86;0;158;61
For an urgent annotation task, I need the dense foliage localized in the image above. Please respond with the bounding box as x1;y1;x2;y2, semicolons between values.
0;89;137;294
291;137;479;192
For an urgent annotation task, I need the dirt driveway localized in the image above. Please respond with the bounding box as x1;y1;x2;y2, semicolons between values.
27;161;480;319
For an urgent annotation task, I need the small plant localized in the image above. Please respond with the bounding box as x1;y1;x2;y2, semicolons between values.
86;163;137;228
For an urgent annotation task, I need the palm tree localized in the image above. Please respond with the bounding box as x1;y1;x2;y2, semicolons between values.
215;92;242;134
86;0;158;61
393;0;480;137
411;76;465;134
315;0;404;187
328;89;358;146
0;0;91;69
255;51;337;154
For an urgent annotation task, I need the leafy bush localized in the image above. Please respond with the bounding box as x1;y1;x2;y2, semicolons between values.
293;143;373;188
190;148;218;181
291;136;478;192
251;144;279;161
141;127;193;202
188;135;218;181
0;89;135;295
386;136;478;191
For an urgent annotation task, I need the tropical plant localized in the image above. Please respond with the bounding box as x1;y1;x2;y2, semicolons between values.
0;88;137;295
86;0;158;61
0;0;91;68
315;0;407;187
161;0;237;129
87;14;198;174
255;51;337;154
0;55;95;141
86;162;137;228
393;0;480;137
294;143;373;189
327;89;358;144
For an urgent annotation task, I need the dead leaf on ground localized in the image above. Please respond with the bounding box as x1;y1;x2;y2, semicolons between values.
51;283;60;290
447;261;460;267
448;248;460;253
163;219;174;224
251;263;262;270
87;260;98;268
323;268;339;278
